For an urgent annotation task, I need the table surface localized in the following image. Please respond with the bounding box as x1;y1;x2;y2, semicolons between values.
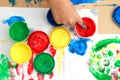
0;0;120;34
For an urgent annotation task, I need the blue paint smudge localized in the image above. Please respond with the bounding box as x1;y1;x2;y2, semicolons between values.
46;9;63;27
90;9;98;16
112;6;120;26
3;16;25;26
71;0;103;5
34;0;42;4
94;4;117;7
68;38;90;56
8;0;16;6
25;0;32;3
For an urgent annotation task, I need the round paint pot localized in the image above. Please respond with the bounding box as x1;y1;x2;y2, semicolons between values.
10;42;32;64
75;17;96;38
112;6;120;26
28;31;49;53
46;9;63;27
9;22;30;42
34;53;55;74
49;27;71;49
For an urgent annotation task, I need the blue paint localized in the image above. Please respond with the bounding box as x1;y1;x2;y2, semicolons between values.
25;0;32;3
71;0;103;5
46;9;63;27
112;6;120;26
68;38;90;56
3;16;25;26
34;0;42;4
8;0;16;6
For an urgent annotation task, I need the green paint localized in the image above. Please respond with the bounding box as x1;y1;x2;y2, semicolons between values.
0;54;11;80
89;66;112;80
34;53;55;74
103;60;110;66
93;38;120;52
108;50;113;56
97;54;102;59
114;60;120;67
9;22;30;42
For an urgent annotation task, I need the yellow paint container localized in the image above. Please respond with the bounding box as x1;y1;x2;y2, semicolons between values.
10;42;32;64
49;27;71;49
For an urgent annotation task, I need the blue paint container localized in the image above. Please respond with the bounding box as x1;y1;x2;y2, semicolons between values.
46;9;63;27
112;6;120;26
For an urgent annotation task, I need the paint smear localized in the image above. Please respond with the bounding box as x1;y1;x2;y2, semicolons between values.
3;16;25;26
37;73;44;80
0;54;11;80
89;37;120;80
57;49;64;73
68;38;90;56
27;53;34;75
25;0;32;7
94;4;117;7
71;0;103;5
8;0;16;6
48;45;56;57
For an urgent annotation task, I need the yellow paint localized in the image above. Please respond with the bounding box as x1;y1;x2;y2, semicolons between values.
107;43;116;49
116;54;120;59
50;27;70;49
57;48;64;74
0;40;9;42
10;42;32;64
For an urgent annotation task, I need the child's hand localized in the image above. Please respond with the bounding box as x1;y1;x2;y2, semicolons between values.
47;0;83;27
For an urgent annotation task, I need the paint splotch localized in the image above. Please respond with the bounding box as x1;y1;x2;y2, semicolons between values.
71;0;103;5
88;37;120;80
3;16;25;26
68;38;90;56
8;0;16;6
0;54;11;80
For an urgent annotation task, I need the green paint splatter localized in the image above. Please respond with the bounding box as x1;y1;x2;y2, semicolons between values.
8;0;16;7
114;60;120;67
0;54;11;80
89;66;112;80
93;38;120;52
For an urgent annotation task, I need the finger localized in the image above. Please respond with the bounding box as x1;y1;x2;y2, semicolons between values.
76;15;87;30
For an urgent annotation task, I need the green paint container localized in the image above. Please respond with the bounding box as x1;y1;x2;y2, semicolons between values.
9;22;30;42
34;53;55;74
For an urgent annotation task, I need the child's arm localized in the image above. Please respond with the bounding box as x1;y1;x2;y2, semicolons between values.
46;0;83;27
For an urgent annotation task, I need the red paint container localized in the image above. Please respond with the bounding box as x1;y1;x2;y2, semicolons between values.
28;31;49;54
75;17;96;38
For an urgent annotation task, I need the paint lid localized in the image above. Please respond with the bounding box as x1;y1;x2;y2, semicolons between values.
50;27;71;49
75;17;96;38
10;42;32;64
9;22;30;42
34;53;55;74
28;31;49;53
112;6;120;26
47;9;63;27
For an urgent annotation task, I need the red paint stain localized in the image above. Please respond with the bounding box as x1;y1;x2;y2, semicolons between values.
118;68;120;72
16;64;20;75
49;45;56;57
28;31;49;54
37;73;44;80
75;17;96;37
29;78;34;80
116;49;120;54
22;72;25;80
49;72;54;79
10;68;15;80
28;54;34;75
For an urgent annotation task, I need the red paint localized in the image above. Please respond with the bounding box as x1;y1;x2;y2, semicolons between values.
28;54;34;75
28;31;49;54
116;49;120;54
118;68;120;72
22;72;25;80
49;72;54;79
37;73;44;80
75;17;96;37
49;45;56;57
29;78;34;80
16;64;20;75
10;68;15;80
